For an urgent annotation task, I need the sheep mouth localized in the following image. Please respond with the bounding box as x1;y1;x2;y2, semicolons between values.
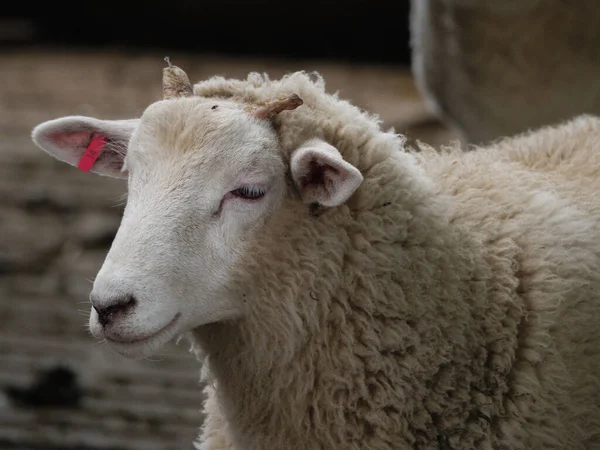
105;313;181;346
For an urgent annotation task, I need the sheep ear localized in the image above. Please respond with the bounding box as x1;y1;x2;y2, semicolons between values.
290;139;363;207
31;116;139;178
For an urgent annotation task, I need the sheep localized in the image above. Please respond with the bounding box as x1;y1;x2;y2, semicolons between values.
410;0;600;144
30;61;600;450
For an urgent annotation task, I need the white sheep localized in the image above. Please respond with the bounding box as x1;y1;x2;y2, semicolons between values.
31;62;600;450
410;0;600;144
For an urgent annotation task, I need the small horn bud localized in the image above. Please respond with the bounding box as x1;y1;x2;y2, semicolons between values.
163;56;193;100
251;94;303;119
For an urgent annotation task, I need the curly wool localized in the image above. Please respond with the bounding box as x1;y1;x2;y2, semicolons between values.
189;72;600;450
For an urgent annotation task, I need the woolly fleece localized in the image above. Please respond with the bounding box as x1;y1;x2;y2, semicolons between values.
187;72;600;450
410;0;600;144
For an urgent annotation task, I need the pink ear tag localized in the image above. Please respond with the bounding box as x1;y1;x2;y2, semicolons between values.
78;135;107;172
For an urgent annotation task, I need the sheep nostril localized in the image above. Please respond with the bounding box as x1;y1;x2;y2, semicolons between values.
93;295;136;327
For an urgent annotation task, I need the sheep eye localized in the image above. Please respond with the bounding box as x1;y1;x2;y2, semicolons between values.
230;186;266;200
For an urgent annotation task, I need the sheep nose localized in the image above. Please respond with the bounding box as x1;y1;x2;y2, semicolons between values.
92;295;136;327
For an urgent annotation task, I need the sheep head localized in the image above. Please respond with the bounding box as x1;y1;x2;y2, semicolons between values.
30;68;363;359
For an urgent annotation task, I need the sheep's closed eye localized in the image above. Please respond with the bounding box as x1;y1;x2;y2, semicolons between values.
214;185;267;216
229;186;266;200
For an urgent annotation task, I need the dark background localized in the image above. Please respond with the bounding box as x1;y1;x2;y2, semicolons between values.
0;1;412;64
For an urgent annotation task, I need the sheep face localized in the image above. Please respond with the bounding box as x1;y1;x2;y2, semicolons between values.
31;96;363;359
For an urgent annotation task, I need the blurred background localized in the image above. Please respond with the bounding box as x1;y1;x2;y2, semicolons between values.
0;1;598;449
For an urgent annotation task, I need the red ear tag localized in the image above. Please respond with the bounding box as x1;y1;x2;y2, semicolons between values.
78;135;107;172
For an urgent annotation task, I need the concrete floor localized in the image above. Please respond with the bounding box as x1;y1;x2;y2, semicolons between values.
0;47;456;449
